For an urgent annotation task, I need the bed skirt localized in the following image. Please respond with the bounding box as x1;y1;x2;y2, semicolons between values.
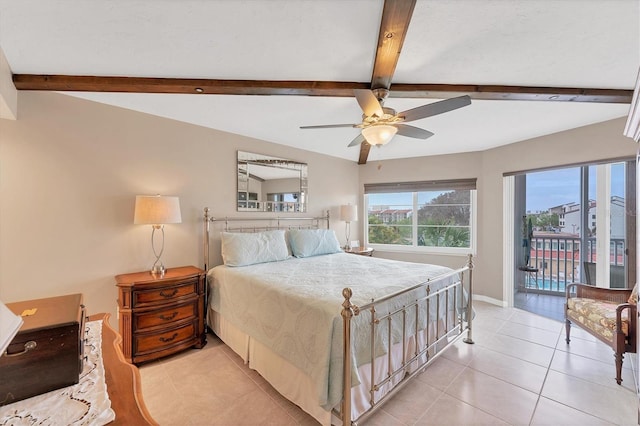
209;308;455;425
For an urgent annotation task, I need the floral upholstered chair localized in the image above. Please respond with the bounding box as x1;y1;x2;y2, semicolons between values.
565;282;637;385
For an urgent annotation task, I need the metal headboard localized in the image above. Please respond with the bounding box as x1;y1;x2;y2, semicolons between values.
203;207;330;272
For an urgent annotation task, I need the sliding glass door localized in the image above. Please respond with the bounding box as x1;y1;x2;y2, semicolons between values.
514;160;635;296
583;161;636;289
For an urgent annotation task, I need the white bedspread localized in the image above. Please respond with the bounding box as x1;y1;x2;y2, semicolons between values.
208;252;460;410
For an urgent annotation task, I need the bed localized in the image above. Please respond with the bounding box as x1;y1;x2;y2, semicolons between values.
203;208;474;426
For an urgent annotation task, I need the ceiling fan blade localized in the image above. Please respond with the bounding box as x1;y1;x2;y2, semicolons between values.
348;133;366;147
300;123;357;129
354;89;384;117
399;95;471;122
394;124;435;139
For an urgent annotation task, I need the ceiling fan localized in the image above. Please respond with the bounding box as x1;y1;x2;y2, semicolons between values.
300;88;471;149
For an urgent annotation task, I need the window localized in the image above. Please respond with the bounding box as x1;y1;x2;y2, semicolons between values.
364;179;476;254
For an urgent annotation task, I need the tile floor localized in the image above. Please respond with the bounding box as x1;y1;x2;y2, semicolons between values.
514;291;566;322
139;301;639;425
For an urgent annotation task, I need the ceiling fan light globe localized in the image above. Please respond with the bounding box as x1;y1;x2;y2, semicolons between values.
362;125;397;146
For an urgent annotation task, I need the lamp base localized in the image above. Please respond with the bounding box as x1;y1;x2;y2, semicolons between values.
344;222;352;251
150;226;166;277
151;264;165;277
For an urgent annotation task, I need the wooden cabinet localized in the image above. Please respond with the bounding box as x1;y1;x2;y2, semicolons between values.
116;266;206;364
0;294;86;405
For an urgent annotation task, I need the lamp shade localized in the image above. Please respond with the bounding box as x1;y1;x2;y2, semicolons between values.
361;124;398;146
340;204;357;222
134;195;182;225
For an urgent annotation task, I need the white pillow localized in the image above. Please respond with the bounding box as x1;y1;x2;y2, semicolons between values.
289;229;342;258
221;230;290;267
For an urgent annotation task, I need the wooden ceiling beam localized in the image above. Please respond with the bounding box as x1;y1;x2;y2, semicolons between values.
13;74;632;103
389;83;633;104
370;0;417;91
11;74;370;96
358;142;372;165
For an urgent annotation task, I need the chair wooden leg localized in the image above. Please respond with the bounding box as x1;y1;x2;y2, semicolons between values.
614;352;624;385
565;318;571;344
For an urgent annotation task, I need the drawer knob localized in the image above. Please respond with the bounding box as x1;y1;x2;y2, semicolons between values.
159;333;178;343
4;340;37;357
159;312;179;321
159;289;178;298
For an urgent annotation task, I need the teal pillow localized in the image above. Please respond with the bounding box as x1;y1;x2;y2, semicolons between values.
289;229;342;258
221;230;290;267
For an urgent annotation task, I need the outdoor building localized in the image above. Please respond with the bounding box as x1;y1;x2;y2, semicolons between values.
369;207;412;223
526;196;627;291
529;230;581;288
550;197;624;239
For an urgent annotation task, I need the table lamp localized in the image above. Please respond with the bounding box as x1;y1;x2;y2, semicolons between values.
134;195;182;276
340;204;358;250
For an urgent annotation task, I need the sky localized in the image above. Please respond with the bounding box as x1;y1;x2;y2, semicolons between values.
526;163;625;212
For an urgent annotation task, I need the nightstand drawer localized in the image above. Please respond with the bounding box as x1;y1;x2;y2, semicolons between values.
133;278;198;306
116;266;206;363
134;300;197;330
135;321;196;354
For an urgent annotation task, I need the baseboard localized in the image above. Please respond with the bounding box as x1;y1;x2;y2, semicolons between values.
472;294;507;307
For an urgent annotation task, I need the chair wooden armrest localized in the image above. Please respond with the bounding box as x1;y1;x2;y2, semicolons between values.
566;283;632;304
616;303;637;335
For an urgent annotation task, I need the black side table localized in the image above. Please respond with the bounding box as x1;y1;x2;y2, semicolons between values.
518;266;539;294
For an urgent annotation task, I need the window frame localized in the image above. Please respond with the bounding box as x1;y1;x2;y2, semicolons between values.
364;186;477;256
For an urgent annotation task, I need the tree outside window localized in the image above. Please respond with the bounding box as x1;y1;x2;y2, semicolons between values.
366;188;474;250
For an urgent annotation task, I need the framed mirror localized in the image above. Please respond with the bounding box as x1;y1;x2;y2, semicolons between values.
237;151;308;212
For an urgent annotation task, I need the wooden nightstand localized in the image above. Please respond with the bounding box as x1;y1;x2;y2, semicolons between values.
115;266;206;364
345;247;374;256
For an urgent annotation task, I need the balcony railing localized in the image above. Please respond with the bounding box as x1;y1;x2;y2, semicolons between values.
522;236;625;294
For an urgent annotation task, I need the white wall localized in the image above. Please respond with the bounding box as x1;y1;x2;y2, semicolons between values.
1;91;635;322
0;91;359;325
358;117;637;302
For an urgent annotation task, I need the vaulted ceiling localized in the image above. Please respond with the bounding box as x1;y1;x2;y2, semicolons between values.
0;0;637;163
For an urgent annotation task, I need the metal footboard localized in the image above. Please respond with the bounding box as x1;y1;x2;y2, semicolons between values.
338;254;474;426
